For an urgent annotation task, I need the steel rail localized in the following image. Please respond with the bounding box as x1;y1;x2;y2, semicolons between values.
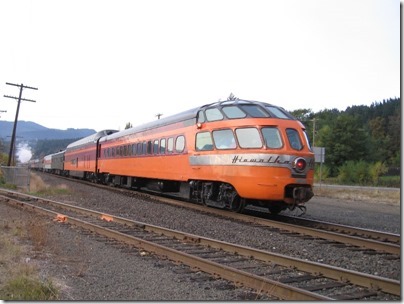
274;215;400;244
1;196;331;301
148;194;401;255
0;192;400;296
39;174;400;253
76;182;400;254
124;190;400;255
233;213;400;255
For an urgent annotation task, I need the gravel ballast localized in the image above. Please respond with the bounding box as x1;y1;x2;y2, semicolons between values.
0;173;400;300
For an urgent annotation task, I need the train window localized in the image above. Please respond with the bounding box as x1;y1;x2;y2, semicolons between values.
175;136;185;153
265;105;291;119
167;137;174;153
124;145;128;156
262;127;283;149
213;129;237;150
236;128;262;148
205;108;224;121
196;131;214;151
142;142;147;155
112;148;115;157
160;138;166;154
147;141;152;154
197;110;206;123
286;128;303;150
137;143;143;155
153;139;159;154
240;105;269;118
120;146;124;156
132;144;136;155
222;106;246;119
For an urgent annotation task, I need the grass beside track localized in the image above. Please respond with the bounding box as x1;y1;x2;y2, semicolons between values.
0;207;59;300
0;173;62;300
314;185;400;206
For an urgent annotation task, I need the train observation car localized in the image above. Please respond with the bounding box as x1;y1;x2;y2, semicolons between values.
64;130;118;179
96;99;315;214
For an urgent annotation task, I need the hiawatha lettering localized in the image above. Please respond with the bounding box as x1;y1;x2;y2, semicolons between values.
231;155;290;165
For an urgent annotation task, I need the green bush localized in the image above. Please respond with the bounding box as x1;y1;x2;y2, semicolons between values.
369;161;388;185
337;161;357;184
314;164;330;182
335;160;397;186
378;175;400;188
0;276;58;300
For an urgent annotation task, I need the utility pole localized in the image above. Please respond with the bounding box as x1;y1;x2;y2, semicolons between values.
4;82;38;166
156;113;163;119
312;118;316;147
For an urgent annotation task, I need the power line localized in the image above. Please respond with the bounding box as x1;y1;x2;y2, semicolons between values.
4;82;38;166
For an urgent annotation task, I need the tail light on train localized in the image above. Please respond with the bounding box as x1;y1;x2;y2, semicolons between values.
292;157;306;172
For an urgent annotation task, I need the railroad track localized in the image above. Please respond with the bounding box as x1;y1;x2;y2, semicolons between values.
242;208;400;255
59;176;399;256
271;214;400;246
27;174;402;255
0;190;400;300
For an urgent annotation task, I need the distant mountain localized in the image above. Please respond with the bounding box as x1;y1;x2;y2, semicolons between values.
0;121;96;141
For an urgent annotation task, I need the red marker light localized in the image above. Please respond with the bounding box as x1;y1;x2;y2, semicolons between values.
293;158;306;172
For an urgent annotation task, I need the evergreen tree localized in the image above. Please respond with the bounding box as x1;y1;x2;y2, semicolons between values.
320;114;370;175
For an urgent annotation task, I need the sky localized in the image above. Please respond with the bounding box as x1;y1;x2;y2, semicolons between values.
0;0;400;132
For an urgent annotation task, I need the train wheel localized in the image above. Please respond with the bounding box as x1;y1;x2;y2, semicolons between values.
230;196;245;213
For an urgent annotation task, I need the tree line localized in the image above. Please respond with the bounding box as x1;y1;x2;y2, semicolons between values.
291;97;400;186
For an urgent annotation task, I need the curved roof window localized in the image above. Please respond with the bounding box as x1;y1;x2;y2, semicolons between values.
240;105;269;118
265;105;292;119
205;108;224;121
222;106;246;119
197;110;206;123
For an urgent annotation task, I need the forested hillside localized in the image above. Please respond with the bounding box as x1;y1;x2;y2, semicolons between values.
291;97;400;184
32;138;82;159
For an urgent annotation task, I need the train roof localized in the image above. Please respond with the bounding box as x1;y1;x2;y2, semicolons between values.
66;129;118;150
43;150;66;160
100;99;294;142
100;106;201;141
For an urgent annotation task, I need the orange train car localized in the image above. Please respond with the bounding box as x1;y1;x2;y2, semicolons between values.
95;99;314;214
64;130;117;178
